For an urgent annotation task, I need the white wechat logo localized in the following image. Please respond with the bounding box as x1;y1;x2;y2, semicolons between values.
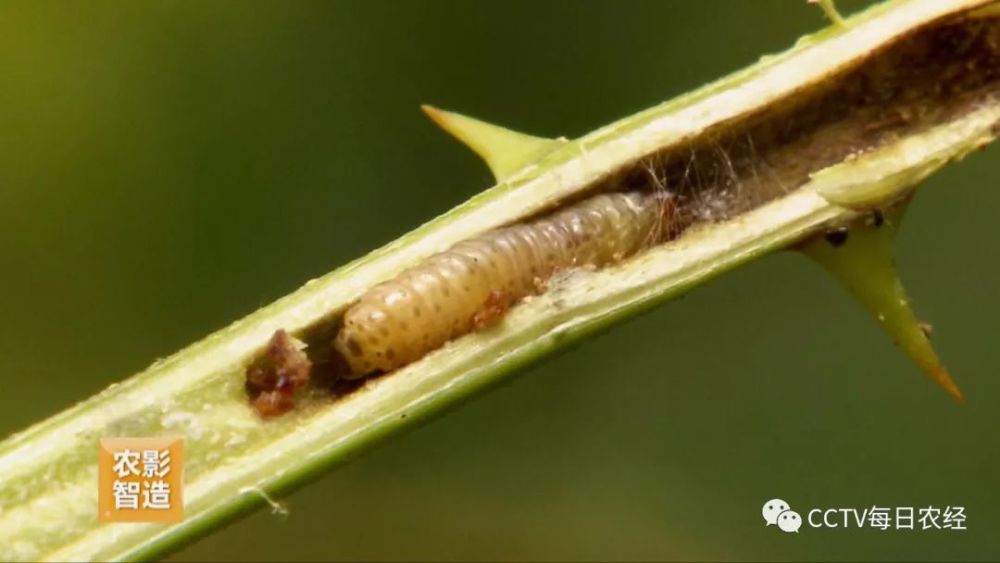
778;510;802;533
763;498;801;533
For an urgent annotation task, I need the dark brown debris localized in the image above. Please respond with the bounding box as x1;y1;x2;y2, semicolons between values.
245;329;312;418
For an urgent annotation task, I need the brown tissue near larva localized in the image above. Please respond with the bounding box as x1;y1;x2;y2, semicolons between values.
245;8;1000;417
244;330;312;418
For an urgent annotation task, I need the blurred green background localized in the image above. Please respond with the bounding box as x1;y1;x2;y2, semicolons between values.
2;1;998;561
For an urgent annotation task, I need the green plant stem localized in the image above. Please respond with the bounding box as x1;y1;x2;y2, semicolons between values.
0;0;996;560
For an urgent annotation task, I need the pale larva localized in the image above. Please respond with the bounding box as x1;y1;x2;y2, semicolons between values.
334;190;679;377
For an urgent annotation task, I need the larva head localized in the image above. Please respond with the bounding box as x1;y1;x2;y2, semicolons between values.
334;301;404;377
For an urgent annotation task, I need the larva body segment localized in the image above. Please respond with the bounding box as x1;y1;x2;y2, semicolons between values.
334;190;676;377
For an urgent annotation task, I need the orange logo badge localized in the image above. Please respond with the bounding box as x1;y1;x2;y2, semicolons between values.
98;437;183;522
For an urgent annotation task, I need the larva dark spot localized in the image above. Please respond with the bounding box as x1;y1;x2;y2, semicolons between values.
873;210;886;227
825;229;850;247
